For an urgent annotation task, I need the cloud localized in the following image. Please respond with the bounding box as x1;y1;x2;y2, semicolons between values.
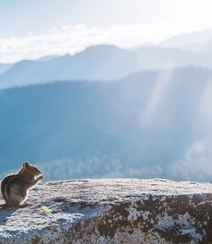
0;24;149;63
0;21;202;63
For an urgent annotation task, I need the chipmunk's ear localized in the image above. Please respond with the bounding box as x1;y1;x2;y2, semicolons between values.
23;162;29;168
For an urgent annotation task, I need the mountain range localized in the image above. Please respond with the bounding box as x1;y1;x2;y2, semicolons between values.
1;29;212;182
0;45;142;89
159;28;212;54
1;28;212;90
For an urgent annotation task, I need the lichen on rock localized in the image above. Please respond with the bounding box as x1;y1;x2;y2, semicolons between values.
0;178;212;243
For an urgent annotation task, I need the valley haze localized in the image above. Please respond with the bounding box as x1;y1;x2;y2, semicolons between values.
1;29;212;182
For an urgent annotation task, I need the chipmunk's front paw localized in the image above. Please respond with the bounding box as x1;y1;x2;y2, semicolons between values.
38;175;44;180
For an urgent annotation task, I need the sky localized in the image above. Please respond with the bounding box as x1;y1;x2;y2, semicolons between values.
0;0;212;63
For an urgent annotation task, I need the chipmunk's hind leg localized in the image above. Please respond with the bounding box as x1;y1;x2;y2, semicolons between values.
0;203;7;209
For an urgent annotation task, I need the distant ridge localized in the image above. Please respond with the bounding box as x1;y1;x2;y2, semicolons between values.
159;28;212;54
135;46;212;70
1;38;212;90
0;45;142;89
36;55;61;62
0;63;13;75
159;28;212;47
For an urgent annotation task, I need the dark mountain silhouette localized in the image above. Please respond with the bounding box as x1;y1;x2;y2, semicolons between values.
0;67;212;181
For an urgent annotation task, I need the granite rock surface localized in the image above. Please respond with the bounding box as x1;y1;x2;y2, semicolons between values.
0;178;212;243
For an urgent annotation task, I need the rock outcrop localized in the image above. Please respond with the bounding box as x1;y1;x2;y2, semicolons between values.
0;178;212;243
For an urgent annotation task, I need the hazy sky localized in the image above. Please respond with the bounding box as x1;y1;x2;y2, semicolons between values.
0;0;212;62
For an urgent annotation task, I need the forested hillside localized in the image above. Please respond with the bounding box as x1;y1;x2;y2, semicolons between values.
1;67;212;181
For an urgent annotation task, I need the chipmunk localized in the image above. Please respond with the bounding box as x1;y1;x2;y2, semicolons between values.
0;162;44;208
